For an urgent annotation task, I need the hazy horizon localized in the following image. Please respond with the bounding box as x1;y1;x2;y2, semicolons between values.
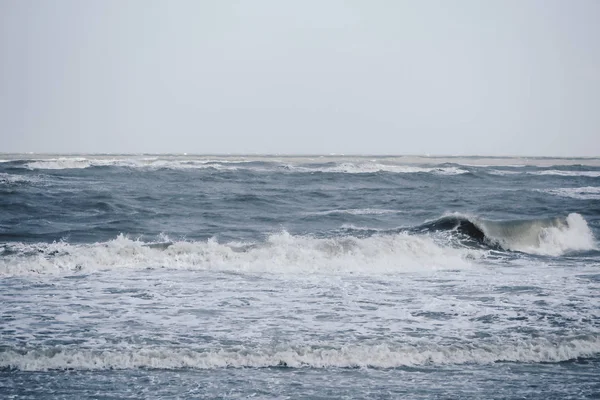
1;152;600;157
1;1;599;156
2;152;600;161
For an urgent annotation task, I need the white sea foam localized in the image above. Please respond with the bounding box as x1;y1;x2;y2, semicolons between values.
17;156;471;175
25;157;94;170
319;163;468;175
307;208;402;216
529;170;600;177
0;231;480;277
22;158;244;171
23;156;599;176
0;172;40;184
2;336;598;371
539;187;600;200
477;213;597;256
487;170;522;176
339;224;384;231
486;169;600;177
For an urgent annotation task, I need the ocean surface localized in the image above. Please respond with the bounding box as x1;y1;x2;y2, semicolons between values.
1;154;599;399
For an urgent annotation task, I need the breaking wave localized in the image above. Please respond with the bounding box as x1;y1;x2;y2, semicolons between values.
305;208;403;216
21;158;245;171
7;157;469;175
0;231;480;277
419;213;596;256
2;336;598;371
8;156;600;177
488;169;600;177
305;163;468;175
529;170;600;178
1;212;595;276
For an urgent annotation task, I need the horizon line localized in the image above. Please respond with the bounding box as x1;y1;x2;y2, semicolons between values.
0;152;599;159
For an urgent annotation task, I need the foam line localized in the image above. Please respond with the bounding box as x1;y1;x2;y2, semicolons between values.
2;336;598;371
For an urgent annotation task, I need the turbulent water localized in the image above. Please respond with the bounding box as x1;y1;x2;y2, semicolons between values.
1;154;599;399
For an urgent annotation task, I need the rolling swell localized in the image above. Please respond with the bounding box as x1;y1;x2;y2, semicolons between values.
416;213;597;256
2;336;599;370
415;215;486;243
1;213;596;277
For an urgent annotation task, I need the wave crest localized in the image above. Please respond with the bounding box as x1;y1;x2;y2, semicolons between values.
2;336;598;371
422;213;596;256
10;157;469;175
0;231;480;277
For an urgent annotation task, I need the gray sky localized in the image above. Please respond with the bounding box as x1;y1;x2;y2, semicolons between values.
1;0;599;156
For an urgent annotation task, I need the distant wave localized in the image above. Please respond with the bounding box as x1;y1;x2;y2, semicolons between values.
538;187;600;200
488;169;600;177
305;163;468;175
418;213;596;256
4;156;600;177
486;170;522;176
19;158;245;171
305;208;403;216
6;157;469;175
529;170;600;178
1;336;598;371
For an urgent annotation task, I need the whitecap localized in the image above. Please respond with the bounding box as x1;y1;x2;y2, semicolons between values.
1;336;598;371
529;170;600;177
0;231;481;277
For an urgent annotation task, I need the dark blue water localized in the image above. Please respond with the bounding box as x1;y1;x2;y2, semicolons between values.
1;155;599;399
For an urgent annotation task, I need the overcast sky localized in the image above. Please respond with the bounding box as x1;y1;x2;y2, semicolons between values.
1;1;599;156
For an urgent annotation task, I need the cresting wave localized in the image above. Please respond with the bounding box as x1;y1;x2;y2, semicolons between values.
5;157;470;175
489;170;600;177
0;213;595;276
305;208;403;216
312;163;468;175
1;336;598;371
529;170;600;178
0;232;479;277
4;156;600;176
21;158;245;171
420;213;596;256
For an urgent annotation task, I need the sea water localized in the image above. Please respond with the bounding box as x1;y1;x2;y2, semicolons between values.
1;155;599;399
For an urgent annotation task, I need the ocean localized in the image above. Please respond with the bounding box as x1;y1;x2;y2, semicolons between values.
0;154;599;399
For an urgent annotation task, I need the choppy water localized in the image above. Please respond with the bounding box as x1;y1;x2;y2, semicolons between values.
1;154;599;399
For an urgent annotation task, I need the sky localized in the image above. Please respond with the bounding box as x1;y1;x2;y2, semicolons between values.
1;0;599;156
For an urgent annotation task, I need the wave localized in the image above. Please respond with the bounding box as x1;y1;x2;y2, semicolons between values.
528;170;600;178
304;163;469;175
486;169;600;177
0;231;481;277
12;156;600;177
1;213;595;276
538;187;600;200
419;213;597;256
1;336;598;371
20;158;246;171
487;170;522;176
0;172;40;185
8;157;469;175
305;208;403;216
